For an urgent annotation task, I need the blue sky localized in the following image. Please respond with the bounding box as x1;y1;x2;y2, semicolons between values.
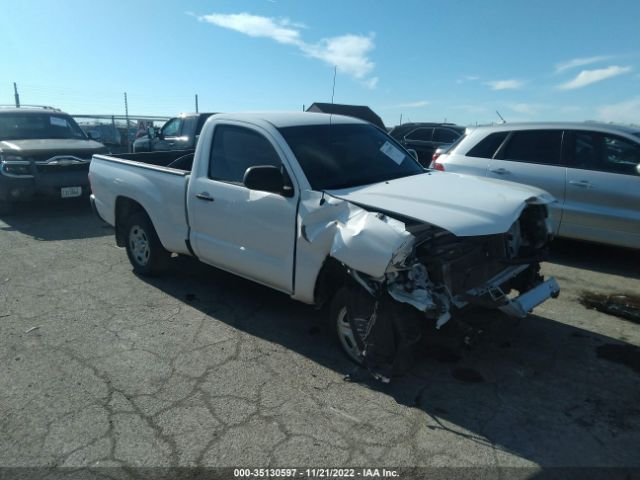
1;0;639;127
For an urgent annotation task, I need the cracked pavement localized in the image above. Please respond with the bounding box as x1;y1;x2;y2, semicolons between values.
0;199;639;476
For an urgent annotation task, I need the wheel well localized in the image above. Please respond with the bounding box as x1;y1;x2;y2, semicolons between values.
313;258;349;309
114;197;146;247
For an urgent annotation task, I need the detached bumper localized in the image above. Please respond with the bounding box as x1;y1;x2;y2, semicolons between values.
499;277;560;318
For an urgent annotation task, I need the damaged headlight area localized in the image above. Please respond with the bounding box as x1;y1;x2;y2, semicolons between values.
301;192;559;382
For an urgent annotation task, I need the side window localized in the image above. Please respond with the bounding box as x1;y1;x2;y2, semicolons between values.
433;128;460;143
161;118;182;137
405;128;433;141
209;125;282;184
572;131;640;175
601;134;640;175
573;131;599;169
466;131;508;158
180;117;197;138
501;130;562;165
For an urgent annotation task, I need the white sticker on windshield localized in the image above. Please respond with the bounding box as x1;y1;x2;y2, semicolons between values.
50;116;68;127
380;141;406;165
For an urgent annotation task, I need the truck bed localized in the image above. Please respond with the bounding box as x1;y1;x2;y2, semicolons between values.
90;150;193;255
104;149;195;171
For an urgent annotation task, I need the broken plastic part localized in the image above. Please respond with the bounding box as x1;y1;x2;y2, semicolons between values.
300;191;415;278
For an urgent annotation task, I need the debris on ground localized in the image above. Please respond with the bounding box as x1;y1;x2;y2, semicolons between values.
24;326;40;334
579;292;640;324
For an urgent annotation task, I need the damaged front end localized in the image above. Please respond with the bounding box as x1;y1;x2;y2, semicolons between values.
301;191;560;382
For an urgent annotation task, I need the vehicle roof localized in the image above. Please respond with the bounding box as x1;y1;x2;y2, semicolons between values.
470;121;640;136
389;122;465;137
177;112;217;118
0;107;69;115
211;111;369;128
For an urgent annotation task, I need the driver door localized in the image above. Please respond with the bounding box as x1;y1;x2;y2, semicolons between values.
188;123;298;293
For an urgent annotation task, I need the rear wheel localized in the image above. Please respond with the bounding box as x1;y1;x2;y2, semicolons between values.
124;211;170;276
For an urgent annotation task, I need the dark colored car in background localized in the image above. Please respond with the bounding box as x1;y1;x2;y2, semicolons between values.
0;107;108;214
132;112;216;152
389;122;465;166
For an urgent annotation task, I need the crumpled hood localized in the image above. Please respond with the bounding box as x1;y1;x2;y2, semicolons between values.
0;139;105;156
326;171;555;236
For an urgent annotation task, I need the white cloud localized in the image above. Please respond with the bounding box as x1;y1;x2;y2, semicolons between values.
199;13;302;45
363;77;379;89
198;12;376;85
456;75;480;84
555;55;614;73
484;79;524;90
558;65;632;90
301;34;375;79
597;97;640;124
390;100;429;109
505;103;548;115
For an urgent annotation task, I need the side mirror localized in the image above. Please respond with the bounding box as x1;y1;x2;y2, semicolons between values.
407;149;418;160
243;165;286;195
147;127;156;138
87;131;94;140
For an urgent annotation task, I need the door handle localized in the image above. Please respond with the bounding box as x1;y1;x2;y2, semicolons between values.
489;168;510;174
569;180;592;188
167;142;175;147
196;192;214;202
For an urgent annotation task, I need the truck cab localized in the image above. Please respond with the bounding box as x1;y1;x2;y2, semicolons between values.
132;113;216;152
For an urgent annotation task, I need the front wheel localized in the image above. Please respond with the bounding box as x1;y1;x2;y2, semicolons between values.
124;211;170;276
329;287;364;364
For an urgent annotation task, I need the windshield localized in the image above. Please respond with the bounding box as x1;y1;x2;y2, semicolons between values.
0;113;87;141
278;123;424;190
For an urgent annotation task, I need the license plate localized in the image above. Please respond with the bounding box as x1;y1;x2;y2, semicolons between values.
61;186;82;198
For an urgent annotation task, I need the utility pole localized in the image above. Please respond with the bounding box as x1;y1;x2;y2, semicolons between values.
331;66;337;103
399;114;403;125
124;92;130;152
13;82;20;108
195;94;199;113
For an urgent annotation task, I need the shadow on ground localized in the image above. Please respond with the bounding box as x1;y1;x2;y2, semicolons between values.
0;198;112;241
549;238;640;280
140;255;640;468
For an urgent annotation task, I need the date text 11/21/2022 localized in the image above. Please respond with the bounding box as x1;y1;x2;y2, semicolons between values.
233;468;400;478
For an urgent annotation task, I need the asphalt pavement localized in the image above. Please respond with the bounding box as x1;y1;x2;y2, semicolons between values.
0;199;639;478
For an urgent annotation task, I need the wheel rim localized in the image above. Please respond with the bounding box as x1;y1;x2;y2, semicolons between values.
336;306;363;362
129;225;150;266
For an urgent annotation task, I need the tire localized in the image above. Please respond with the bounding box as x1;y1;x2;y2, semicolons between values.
329;286;364;365
123;211;170;276
0;200;14;216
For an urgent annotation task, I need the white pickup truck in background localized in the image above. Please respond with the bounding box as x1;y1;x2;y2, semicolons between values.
89;112;559;382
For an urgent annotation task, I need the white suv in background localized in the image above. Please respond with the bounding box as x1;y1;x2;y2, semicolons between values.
432;122;640;249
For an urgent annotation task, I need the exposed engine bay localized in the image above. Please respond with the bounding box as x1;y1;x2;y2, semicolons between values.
300;191;560;382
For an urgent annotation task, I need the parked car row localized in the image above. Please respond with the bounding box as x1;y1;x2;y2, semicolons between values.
432;122;640;249
0;106;108;214
388;122;465;166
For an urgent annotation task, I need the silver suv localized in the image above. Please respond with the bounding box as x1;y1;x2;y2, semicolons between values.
433;122;640;249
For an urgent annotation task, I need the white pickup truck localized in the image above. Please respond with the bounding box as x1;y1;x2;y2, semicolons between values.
90;112;559;381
